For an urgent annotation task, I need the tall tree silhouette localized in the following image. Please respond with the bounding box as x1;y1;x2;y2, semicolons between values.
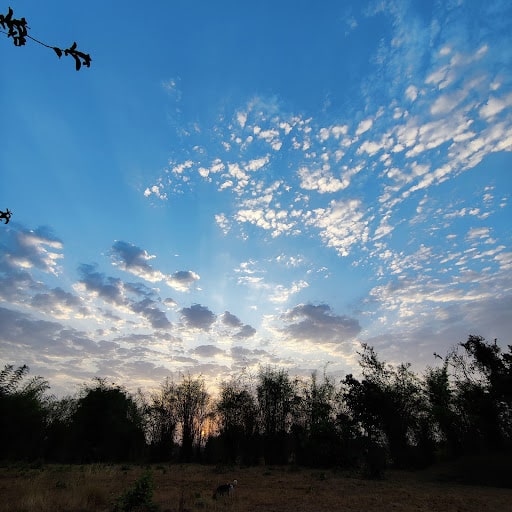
0;365;50;460
216;377;258;464
257;367;297;464
293;372;341;467
342;344;425;469
174;375;209;462
68;379;145;463
449;335;512;451
145;377;179;462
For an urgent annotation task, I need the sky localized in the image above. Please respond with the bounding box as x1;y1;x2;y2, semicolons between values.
1;0;511;398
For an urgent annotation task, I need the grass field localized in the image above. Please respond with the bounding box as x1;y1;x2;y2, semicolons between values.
0;463;511;512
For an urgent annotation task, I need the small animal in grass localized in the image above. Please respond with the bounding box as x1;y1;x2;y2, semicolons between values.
213;479;238;499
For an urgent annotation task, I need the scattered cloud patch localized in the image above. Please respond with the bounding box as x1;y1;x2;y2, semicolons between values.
166;270;200;292
180;304;216;331
192;344;224;357
281;303;361;345
111;241;164;282
0;225;63;275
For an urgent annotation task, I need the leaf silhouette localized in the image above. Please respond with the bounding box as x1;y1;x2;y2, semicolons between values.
2;8;91;70
64;42;91;71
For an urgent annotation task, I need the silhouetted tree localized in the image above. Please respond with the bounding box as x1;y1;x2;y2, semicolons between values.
342;344;425;469
174;375;209;462
449;335;512;452
293;371;342;467
1;7;91;70
68;378;145;463
423;359;462;458
0;364;50;460
144;377;178;462
216;376;258;464
44;395;77;462
256;367;297;464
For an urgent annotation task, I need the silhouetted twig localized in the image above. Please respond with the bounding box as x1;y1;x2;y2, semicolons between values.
0;208;12;224
0;7;91;70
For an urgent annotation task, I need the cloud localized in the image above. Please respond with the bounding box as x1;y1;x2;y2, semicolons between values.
78;263;125;305
220;311;256;339
180;304;216;331
143;183;168;200
467;227;490;241
111;241;165;282
479;93;512;119
31;287;88;319
269;280;309;303
215;213;231;234
0;225;63;275
130;298;171;329
235;324;257;339
222;311;242;327
231;345;275;366
192;344;224;357
406;85;418;101
281;303;361;345
235;207;296;238
164;297;178;308
298;167;349;193
0;267;42;304
0;306;100;360
111;241;200;292
356;118;373;136
166;270;200;292
306;199;369;257
76;263;173;330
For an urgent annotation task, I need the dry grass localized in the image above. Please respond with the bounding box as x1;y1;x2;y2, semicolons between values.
0;463;510;512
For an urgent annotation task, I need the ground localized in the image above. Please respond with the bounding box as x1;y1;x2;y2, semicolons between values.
0;463;510;512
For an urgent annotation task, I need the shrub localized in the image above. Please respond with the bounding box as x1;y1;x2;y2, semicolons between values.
112;472;159;512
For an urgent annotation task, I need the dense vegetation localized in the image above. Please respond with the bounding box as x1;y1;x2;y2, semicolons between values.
1;336;511;479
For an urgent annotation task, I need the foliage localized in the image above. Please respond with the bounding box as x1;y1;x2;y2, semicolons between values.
448;336;512;451
292;372;342;467
1;6;91;70
216;376;258;464
2;335;511;482
174;375;210;462
256;366;298;464
144;378;178;462
257;366;296;436
342;344;426;468
68;378;146;463
0;365;51;461
113;472;159;512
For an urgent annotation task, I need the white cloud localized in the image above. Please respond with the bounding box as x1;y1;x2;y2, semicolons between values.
479;93;512;119
306;199;369;257
467;227;490;241
245;156;269;171
298;167;349;193
355;118;373;136
269;280;309;303
237;111;247;128
166;271;200;292
405;85;418;101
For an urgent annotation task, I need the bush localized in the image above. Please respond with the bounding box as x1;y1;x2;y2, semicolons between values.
113;472;159;512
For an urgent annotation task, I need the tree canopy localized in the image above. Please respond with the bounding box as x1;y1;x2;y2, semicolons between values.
1;336;511;485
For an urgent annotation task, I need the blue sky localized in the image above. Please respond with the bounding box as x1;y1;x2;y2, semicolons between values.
1;0;511;397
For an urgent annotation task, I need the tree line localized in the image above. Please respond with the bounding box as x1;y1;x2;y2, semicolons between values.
1;335;511;477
